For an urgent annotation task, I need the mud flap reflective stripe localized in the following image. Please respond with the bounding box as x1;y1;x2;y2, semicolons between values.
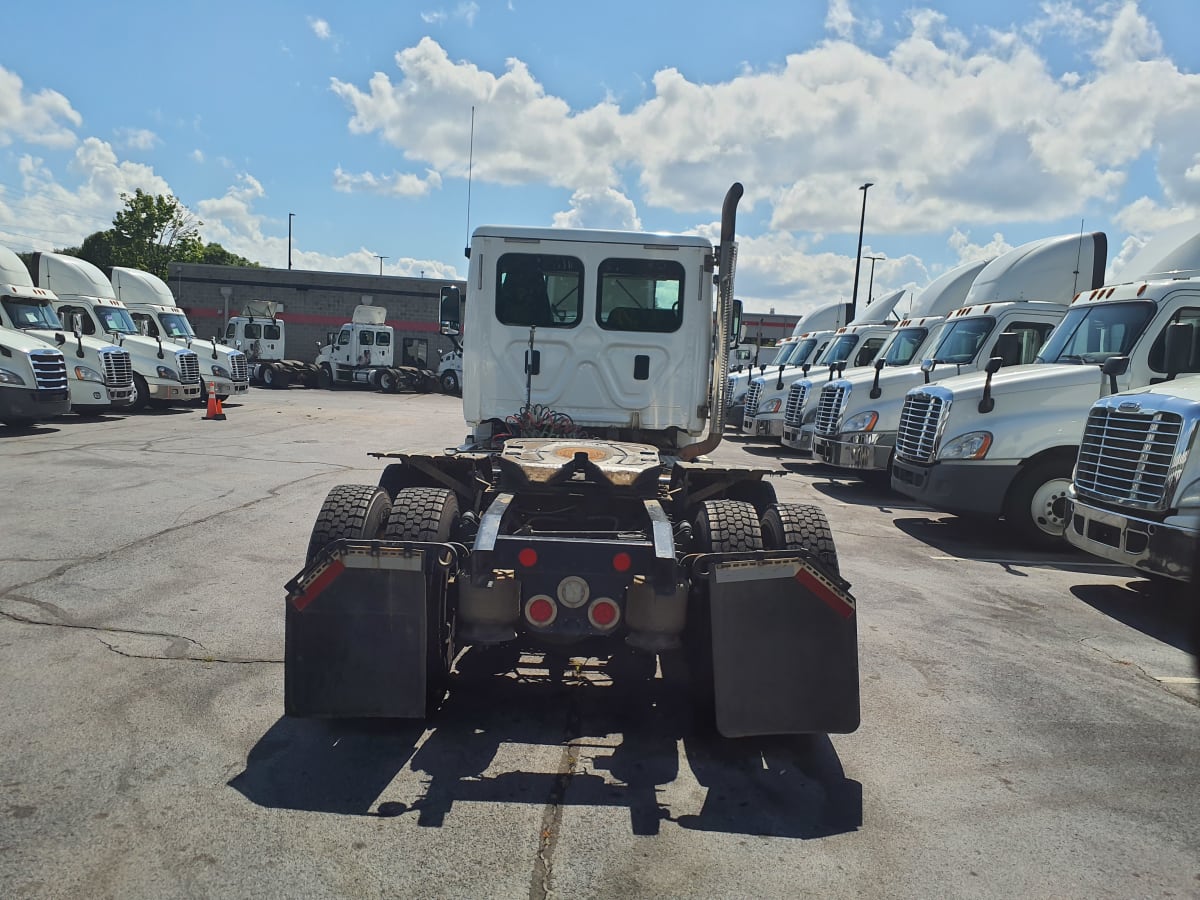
285;541;451;719
706;555;859;738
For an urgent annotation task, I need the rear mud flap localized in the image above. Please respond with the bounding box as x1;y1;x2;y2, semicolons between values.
700;552;859;738
284;540;458;718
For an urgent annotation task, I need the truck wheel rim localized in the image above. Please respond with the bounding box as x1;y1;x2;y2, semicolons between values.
1031;477;1070;535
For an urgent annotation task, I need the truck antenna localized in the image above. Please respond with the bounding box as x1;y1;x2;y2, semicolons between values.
1072;218;1084;295
464;106;475;257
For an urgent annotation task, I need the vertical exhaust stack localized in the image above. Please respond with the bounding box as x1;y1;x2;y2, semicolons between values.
679;182;742;461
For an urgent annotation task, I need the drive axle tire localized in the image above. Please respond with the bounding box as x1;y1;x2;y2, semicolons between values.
317;364;334;390
761;503;840;576
440;370;460;394
379;370;398;394
1003;455;1074;549
305;484;392;564
693;499;763;553
385;487;460;542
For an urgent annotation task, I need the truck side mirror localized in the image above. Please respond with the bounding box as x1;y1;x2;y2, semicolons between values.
1102;355;1129;394
729;299;742;349
985;356;1004;376
920;357;936;384
1163;322;1193;380
870;357;885;399
978;356;1005;413
439;285;462;336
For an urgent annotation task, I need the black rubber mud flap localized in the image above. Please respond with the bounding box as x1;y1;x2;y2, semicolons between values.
705;553;859;738
284;541;450;718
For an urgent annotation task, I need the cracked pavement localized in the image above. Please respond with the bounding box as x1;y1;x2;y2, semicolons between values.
1;389;1197;899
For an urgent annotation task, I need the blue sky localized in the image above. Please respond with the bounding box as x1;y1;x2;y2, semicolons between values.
1;0;1198;316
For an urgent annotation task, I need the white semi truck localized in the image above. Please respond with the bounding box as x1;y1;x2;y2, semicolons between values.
0;323;71;426
284;184;860;739
810;233;1108;473
0;245;133;414
745;288;907;442
33;253;201;411
891;223;1200;546
109;266;250;403
314;304;434;393
223;301;320;388
1065;375;1200;584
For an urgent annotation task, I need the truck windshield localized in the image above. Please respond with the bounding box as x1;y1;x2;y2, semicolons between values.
879;326;931;366
822;334;861;365
158;314;195;338
786;337;819;365
1034;301;1156;365
1;297;63;330
931;317;995;364
766;343;793;365
94;306;139;335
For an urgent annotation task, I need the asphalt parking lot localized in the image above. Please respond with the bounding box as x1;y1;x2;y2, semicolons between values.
1;388;1197;899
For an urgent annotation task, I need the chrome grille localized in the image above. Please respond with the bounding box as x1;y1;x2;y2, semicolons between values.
744;381;764;417
815;384;848;436
229;352;248;383
784;382;809;427
1075;407;1183;509
895;392;946;463
725;375;736;407
177;351;201;384
101;350;133;388
30;349;68;392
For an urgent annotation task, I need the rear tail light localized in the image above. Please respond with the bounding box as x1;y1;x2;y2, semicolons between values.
588;597;620;630
525;595;557;626
556;576;590;608
612;552;631;572
518;547;538;567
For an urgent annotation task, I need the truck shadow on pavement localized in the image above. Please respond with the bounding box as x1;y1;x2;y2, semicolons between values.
230;643;861;839
1070;580;1197;655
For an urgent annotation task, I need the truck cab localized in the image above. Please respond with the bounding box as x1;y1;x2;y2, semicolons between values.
0;245;133;413
0;323;71;426
314;305;400;389
34;253;201;411
892;223;1200;546
110;266;249;402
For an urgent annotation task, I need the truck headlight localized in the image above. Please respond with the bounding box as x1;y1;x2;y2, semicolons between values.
156;365;181;382
760;398;782;414
0;367;27;385
842;411;878;433
939;431;992;460
73;365;104;383
210;365;231;380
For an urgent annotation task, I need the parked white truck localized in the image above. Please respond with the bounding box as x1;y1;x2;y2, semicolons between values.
1065;375;1200;584
109;266;250;403
314;304;434;392
0;323;71;426
891;223;1200;546
223;301;319;388
0;245;133;414
32;253;201;411
810;233;1108;473
746;288;907;442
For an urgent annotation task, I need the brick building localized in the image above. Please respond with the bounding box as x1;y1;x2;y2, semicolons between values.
166;262;466;367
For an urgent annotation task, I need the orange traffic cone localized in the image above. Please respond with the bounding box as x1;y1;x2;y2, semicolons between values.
204;382;226;421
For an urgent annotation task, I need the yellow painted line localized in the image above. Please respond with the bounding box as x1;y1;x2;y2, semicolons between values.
1154;676;1200;685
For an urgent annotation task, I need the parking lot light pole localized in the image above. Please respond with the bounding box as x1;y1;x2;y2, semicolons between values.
288;213;295;270
865;255;885;305
849;183;873;322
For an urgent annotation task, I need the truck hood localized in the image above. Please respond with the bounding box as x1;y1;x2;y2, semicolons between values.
116;333;197;361
164;335;241;361
25;327;122;357
1106;374;1200;405
933;362;1102;403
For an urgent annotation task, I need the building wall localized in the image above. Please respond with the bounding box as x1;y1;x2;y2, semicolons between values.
167;262;466;366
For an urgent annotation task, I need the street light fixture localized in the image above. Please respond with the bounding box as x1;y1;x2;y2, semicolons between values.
375;255;388;275
288;213;295;270
848;183;873;322
865;255;885;305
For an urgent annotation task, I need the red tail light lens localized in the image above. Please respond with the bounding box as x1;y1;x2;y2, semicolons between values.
612;552;631;572
518;547;538;568
525;595;557;625
588;597;620;629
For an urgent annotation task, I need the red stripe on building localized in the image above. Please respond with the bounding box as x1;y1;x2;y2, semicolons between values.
794;567;855;619
188;308;441;332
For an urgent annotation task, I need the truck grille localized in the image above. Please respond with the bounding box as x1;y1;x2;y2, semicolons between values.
30;349;68;392
896;391;946;463
725;375;737;407
784;382;809;427
230;352;248;383
101;350;133;388
1075;407;1184;509
177;351;201;384
744;381;763;417
815;384;848;436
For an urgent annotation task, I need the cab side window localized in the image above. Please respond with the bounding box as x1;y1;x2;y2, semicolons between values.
263;324;281;340
359;330;374;346
244;324;262;340
597;258;684;333
1005;321;1057;364
496;253;583;328
57;305;95;335
338;330;351;346
853;337;886;367
131;313;159;337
